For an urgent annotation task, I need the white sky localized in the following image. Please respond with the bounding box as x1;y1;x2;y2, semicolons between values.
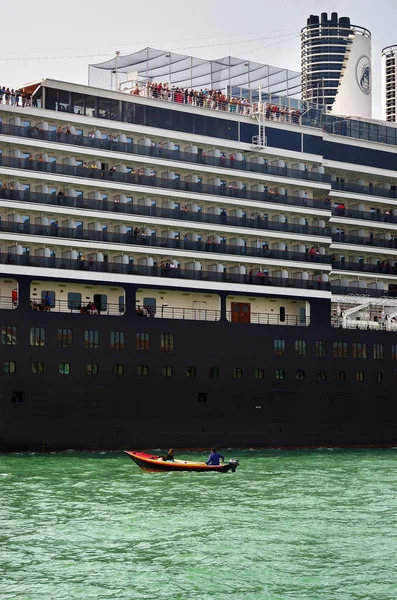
1;0;397;118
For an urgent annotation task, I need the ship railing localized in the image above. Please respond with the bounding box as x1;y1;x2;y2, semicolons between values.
331;260;397;276
136;305;221;321
0;296;18;309
330;286;397;299
0;221;331;265
332;233;397;249
0;156;330;208
332;181;397;200
0;124;331;185
0;185;331;223
331;207;397;225
226;312;310;326
2;254;331;291
29;298;124;316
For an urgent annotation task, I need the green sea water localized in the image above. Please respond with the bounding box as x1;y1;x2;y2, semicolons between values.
0;449;396;600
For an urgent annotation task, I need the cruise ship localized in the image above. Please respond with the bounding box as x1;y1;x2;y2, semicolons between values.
1;40;397;451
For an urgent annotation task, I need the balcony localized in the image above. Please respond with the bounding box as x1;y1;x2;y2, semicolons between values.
332;233;397;250
0;122;332;184
330;285;397;299
30;297;123;315
331;260;397;275
2;253;331;292
0;221;331;265
0;155;330;210
332;206;397;224
332;180;397;200
0;189;331;237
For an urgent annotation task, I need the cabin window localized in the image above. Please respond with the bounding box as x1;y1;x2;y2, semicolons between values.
1;325;17;345
295;340;306;356
254;368;264;379
316;341;327;357
136;332;149;350
317;370;326;381
85;330;99;349
296;370;305;381
118;296;125;313
11;391;24;404
113;364;124;376
352;343;367;359
3;361;16;373
233;368;243;379
275;369;285;380
68;292;81;310
111;331;125;350
333;342;348;358
336;371;345;381
161;333;175;351
86;364;98;376
186;366;196;378
376;372;383;383
30;327;45;347
356;371;365;382
32;362;44;374
162;366;173;377
373;344;384;360
137;365;149;376
198;392;208;403
209;367;220;378
279;306;285;322
58;329;73;348
274;339;286;355
59;363;71;375
143;297;156;315
392;345;397;360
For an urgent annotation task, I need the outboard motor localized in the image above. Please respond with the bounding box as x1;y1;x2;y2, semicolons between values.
228;458;239;473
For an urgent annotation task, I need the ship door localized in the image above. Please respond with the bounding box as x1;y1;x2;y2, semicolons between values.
231;302;251;323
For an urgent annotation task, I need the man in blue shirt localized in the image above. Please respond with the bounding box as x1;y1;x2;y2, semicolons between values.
206;448;224;466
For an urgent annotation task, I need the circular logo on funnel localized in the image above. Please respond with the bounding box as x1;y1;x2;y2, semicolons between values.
356;55;371;94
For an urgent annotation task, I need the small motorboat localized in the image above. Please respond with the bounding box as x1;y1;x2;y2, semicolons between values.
124;451;239;473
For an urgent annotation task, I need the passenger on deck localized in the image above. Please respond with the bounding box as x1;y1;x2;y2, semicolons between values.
206;448;224;466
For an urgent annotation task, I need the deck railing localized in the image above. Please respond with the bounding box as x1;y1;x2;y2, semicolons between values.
29;298;124;315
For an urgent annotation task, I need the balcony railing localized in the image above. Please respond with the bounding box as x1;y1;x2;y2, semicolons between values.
0;185;331;223
29;298;124;315
332;181;397;200
0;122;331;183
0;155;330;209
225;312;309;326
2;253;331;291
332;233;397;249
331;260;397;275
330;285;397;299
0;221;331;265
332;207;397;225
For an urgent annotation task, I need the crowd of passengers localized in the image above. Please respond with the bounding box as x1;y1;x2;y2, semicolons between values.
129;82;302;124
0;87;35;106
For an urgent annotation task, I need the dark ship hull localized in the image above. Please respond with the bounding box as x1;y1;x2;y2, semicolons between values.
1;274;396;452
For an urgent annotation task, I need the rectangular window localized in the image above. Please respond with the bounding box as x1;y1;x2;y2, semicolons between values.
58;328;73;347
198;392;208;403
59;362;71;375
296;369;305;380
161;333;175;351
336;370;345;381
3;361;16;374
356;371;365;382
1;326;17;345
31;361;44;374
68;292;81;310
274;339;286;355
376;372;383;383
30;327;45;347
162;366;173;377
295;340;307;356
186;366;196;378
113;364;124;376
352;343;367;359
275;369;285;380
254;368;264;379
136;332;150;350
373;344;384;360
12;391;24;404
111;331;125;350
333;342;348;358
86;363;98;375
233;368;243;379
209;367;220;378
85;330;99;349
316;341;327;357
137;365;149;377
317;370;326;380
